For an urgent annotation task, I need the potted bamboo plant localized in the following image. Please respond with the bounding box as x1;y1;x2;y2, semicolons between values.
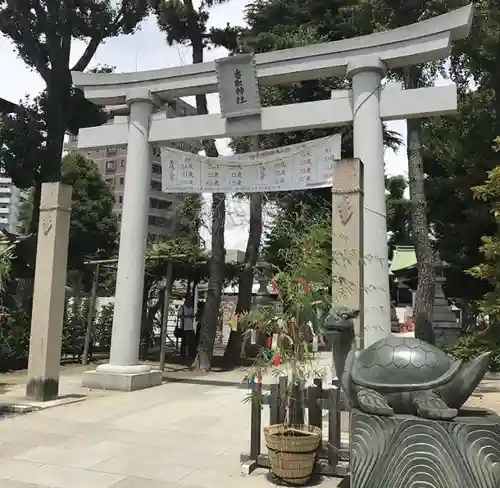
241;214;336;485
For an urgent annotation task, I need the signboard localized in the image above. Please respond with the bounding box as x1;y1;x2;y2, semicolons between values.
215;54;261;119
161;134;341;194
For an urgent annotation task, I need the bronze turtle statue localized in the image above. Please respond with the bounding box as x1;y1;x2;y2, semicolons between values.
325;308;491;420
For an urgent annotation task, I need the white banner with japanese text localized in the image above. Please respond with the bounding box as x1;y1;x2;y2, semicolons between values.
161;134;341;194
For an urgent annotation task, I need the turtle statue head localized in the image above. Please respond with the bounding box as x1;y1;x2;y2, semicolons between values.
323;306;359;334
323;306;359;381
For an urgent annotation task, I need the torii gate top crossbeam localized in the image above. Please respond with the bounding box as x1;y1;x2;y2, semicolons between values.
72;5;473;106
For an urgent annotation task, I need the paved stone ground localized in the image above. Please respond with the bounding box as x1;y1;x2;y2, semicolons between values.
0;363;345;488
0;341;497;488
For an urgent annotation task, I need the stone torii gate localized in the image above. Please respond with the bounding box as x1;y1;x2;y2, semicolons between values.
72;5;473;391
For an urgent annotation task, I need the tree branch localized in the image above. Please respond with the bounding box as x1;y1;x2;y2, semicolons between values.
71;36;102;72
71;2;128;72
4;6;51;82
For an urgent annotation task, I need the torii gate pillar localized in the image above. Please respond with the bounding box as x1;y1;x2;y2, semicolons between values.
82;90;162;391
347;56;390;346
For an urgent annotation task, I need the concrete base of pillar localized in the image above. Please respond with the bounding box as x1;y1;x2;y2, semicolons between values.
82;369;162;391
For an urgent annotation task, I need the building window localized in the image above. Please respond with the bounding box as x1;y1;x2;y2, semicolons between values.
118;195;123;204
180;107;186;116
152;163;162;175
150;198;172;210
120;159;125;167
120;177;125;185
148;215;169;227
151;180;162;191
106;160;116;172
105;178;114;187
106;147;117;157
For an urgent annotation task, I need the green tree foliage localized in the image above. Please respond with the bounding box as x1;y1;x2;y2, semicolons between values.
423;90;496;304
450;0;500;94
61;153;118;269
0;1;147;236
467;159;500;318
446;150;500;371
20;153;118;274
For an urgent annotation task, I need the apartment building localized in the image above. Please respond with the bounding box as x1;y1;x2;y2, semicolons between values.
0;98;25;234
0;171;23;234
68;98;200;240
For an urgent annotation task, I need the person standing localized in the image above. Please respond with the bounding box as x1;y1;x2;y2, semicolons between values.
178;295;195;360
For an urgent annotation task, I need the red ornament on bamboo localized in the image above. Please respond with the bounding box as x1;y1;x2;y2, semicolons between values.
272;353;281;367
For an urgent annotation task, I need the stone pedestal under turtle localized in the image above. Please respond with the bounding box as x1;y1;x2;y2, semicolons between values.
326;309;491;420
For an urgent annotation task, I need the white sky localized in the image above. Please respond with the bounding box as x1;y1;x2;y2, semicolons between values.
0;0;409;250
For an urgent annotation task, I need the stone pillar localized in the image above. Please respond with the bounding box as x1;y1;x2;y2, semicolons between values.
347;56;390;347
331;158;364;348
26;182;72;401
82;89;161;391
432;276;461;348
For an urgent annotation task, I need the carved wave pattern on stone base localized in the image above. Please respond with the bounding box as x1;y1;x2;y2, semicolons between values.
350;410;500;488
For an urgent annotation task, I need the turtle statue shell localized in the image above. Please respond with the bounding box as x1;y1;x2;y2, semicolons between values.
351;336;457;390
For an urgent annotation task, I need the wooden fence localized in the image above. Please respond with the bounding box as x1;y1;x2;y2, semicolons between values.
240;376;349;477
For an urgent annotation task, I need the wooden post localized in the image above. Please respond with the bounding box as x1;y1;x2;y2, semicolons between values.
308;378;323;428
290;382;305;425
278;376;287;424
82;263;100;366
159;261;173;372
331;158;364;348
250;382;262;459
270;382;280;425
328;384;341;469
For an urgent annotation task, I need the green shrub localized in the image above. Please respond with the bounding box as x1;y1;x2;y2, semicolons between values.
445;333;500;372
0;307;31;372
93;302;114;352
62;297;89;360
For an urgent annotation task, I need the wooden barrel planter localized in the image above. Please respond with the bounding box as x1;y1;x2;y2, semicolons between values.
264;423;322;485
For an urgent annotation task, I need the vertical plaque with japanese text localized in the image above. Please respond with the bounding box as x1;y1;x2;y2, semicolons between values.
215;54;261;119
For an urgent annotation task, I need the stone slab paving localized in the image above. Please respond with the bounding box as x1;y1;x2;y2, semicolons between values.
0;371;343;488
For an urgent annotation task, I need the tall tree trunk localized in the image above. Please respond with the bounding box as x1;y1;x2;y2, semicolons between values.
404;67;436;345
224;191;263;366
194;192;225;371
190;37;226;372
